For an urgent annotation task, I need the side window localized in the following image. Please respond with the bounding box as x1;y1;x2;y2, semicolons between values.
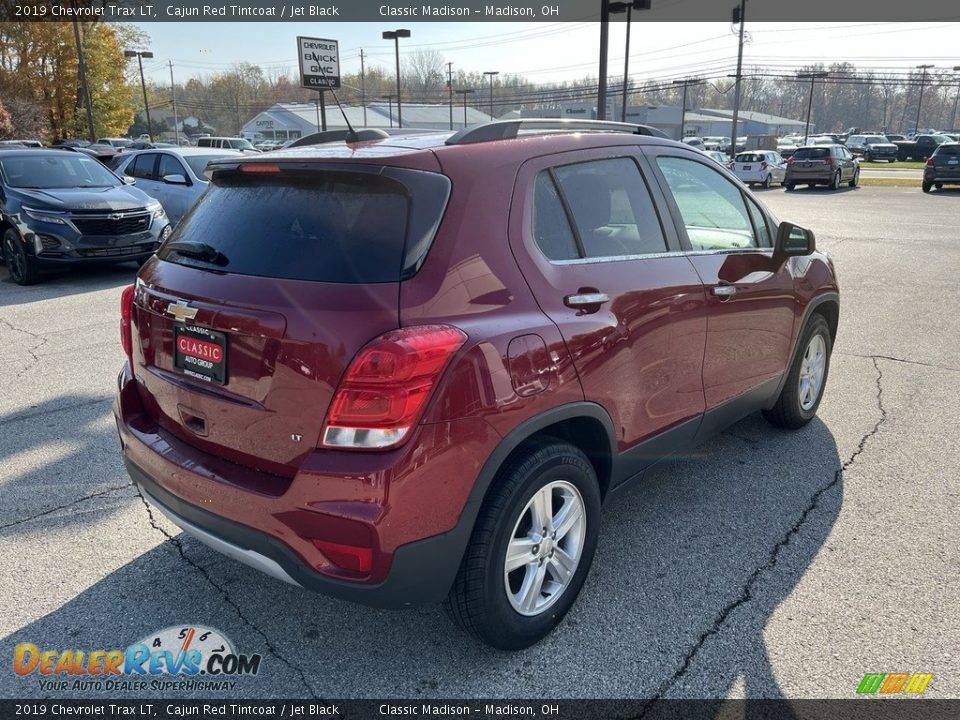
551;157;667;259
655;156;757;251
158;154;186;180
129;153;157;180
746;198;772;248
532;172;579;261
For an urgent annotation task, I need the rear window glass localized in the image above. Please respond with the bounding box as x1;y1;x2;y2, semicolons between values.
736;153;765;163
158;170;448;283
935;144;960;156
792;148;830;159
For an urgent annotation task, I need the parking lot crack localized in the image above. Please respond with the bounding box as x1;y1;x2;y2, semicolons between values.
634;358;887;714
1;318;51;379
0;483;134;531
133;487;322;699
836;351;960;374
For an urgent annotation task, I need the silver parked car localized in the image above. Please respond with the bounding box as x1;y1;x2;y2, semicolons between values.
112;148;242;226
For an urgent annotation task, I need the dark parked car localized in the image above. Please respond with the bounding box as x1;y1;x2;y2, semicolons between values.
785;145;860;190
0;148;171;284
114;120;839;650
923;142;960;193
893;134;950;161
846;134;899;162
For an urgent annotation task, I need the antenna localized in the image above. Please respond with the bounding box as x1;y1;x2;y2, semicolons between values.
312;56;359;143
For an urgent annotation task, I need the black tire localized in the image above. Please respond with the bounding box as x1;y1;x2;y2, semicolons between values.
935;183;943;189
829;171;841;191
444;442;602;651
785;182;795;191
763;314;832;430
922;182;932;193
864;152;872;162
2;228;40;285
762;174;772;189
848;168;859;188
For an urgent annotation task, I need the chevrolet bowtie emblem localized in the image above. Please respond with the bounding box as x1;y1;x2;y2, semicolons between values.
166;300;198;323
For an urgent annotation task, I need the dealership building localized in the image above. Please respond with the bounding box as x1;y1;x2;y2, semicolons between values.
241;102;495;141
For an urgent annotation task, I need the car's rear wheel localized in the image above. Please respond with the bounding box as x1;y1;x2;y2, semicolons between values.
922;182;933;193
762;174;772;189
2;229;40;286
864;151;872;162
763;314;832;430
829;171;841;190
444;442;601;650
935;183;943;189
785;182;795;191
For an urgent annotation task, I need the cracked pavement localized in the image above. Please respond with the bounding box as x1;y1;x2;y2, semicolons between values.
1;187;958;700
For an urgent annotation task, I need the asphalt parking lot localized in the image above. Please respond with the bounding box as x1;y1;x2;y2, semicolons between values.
1;185;958;701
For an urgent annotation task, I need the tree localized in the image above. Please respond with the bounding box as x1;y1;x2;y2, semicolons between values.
0;99;12;138
403;49;446;102
0;21;135;141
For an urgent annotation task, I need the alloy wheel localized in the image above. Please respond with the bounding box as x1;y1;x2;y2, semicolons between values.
798;334;827;411
4;235;24;283
504;480;586;616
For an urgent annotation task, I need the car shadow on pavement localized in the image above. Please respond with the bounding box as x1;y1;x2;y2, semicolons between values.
1;412;840;705
0;394;129;531
0;263;138;308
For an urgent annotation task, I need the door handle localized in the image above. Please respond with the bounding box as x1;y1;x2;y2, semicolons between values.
712;285;737;297
564;292;610;310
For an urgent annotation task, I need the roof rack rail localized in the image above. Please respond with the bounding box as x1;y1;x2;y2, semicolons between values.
445;119;670;146
287;128;389;148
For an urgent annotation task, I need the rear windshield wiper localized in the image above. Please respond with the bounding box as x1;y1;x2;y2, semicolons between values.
164;240;229;266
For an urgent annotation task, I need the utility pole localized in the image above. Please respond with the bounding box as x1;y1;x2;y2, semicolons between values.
385;94;395;128
72;18;95;141
360;50;367;126
168;61;180;145
598;0;611;120
447;62;454;130
798;71;828;142
915;64;934;134
951;66;960;131
672;78;695;140
456;89;475;129
729;0;747;158
608;1;652;123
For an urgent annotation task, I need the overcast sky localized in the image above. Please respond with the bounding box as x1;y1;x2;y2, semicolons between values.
136;22;960;87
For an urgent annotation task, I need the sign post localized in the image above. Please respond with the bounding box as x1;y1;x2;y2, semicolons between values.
297;36;340;133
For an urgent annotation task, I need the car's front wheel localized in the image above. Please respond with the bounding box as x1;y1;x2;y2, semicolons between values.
445;442;601;650
763;314;832;429
3;228;40;285
848;168;860;188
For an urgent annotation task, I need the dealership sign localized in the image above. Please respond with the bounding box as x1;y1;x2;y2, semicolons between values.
297;36;340;89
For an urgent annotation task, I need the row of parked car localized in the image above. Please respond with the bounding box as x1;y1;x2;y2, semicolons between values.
776;131;959;162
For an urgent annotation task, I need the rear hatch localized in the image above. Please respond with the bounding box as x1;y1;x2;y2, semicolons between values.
789;147;832;174
131;159;450;477
933;144;960;178
733;153;766;173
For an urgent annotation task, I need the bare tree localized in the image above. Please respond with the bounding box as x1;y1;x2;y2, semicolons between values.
403;49;446;103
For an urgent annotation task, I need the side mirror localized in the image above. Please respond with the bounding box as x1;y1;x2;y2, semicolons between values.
162;174;188;186
121;176;136;186
773;221;815;267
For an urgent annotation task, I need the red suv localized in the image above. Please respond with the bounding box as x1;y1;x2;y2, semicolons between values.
114;120;839;650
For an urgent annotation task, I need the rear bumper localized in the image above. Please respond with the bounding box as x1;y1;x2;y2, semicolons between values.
925;168;960;183
114;364;500;607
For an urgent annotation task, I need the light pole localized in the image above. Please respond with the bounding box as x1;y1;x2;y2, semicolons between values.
447;62;454;130
384;94;395;129
456;89;475;129
729;0;747;159
598;0;611;120
124;49;155;140
798;71;828;143
672;78;699;140
483;71;499;120
608;1;651;123
951;66;960;132
915;64;934;134
382;29;410;128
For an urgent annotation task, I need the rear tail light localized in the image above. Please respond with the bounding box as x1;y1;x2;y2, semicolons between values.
239;163;280;173
926;157;935;166
760;161;768;170
823;156;834;165
120;284;135;368
322;325;468;450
